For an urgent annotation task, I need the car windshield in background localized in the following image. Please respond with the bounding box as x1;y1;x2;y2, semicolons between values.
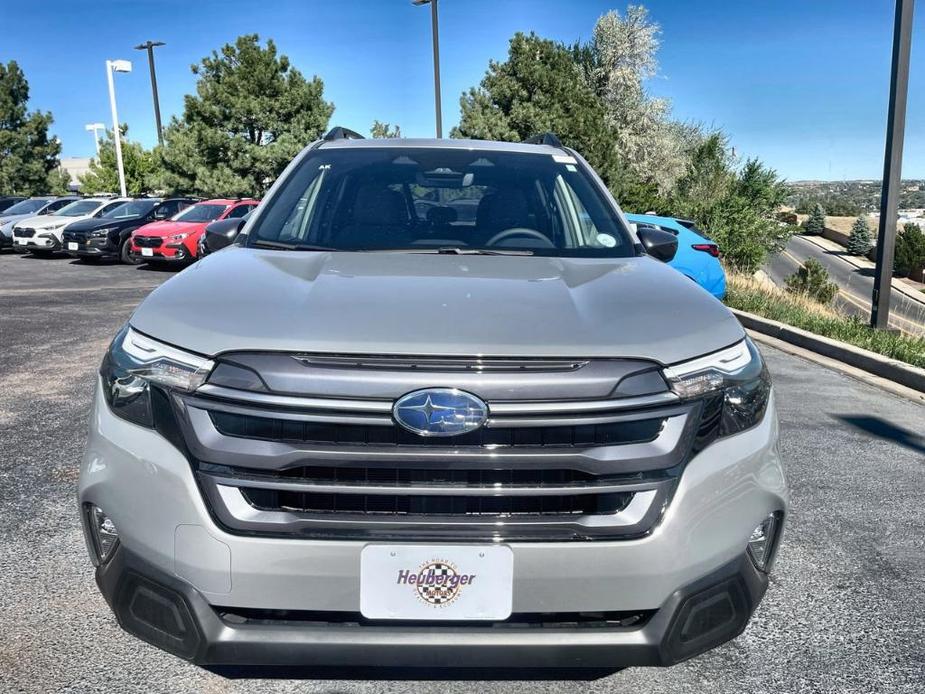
102;200;157;219
173;204;228;223
248;147;634;257
57;200;103;217
4;198;50;215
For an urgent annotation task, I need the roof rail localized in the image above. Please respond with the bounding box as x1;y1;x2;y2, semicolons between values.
524;132;562;147
323;126;365;141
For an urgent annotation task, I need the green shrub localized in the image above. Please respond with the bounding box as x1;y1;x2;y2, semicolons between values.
846;215;873;256
785;258;838;304
894;223;925;278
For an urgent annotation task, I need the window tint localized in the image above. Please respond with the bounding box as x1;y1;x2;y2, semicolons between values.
249;148;633;257
101;200;157;219
57;200;104;217
94;201;128;217
3;198;49;215
226;204;254;218
173;204;228;222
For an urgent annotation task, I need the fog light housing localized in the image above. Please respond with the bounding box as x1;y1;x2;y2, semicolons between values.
747;512;782;572
86;504;119;564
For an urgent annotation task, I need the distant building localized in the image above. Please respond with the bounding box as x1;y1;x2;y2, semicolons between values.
59;157;92;191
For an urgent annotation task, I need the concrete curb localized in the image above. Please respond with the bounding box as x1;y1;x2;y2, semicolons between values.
732;308;925;395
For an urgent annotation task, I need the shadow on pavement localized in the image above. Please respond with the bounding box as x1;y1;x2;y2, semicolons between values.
834;415;924;456
206;665;621;681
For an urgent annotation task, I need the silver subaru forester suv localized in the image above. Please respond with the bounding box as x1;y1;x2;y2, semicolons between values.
79;129;787;670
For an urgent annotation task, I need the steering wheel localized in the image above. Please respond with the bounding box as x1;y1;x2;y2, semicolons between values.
485;227;554;247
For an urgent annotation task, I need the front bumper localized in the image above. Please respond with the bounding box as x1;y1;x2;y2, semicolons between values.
13;233;61;251
96;541;767;668
80;379;787;667
63;236;118;258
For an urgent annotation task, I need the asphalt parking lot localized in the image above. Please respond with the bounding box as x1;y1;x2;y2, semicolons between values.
1;250;924;694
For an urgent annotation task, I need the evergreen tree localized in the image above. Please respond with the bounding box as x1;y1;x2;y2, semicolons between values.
453;33;620;189
804;203;826;235
894;223;925;279
0;61;62;194
157;35;334;197
846;215;873;256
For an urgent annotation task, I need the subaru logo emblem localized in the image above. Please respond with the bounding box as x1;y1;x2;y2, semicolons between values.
393;388;488;437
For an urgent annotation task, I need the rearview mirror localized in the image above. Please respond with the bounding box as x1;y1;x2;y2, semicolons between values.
637;226;678;263
204;217;245;253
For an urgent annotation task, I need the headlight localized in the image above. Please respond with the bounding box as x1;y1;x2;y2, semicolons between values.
92;227;116;237
100;325;213;427
663;337;771;437
168;233;189;242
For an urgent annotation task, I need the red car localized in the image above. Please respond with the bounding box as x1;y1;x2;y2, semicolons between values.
130;198;259;264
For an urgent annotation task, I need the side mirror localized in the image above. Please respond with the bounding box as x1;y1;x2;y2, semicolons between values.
152;208;171;220
637;226;678;263
204;217;245;253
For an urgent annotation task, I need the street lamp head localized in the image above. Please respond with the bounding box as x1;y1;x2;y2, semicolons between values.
134;41;165;50
85;123;105;132
412;0;432;5
109;59;132;73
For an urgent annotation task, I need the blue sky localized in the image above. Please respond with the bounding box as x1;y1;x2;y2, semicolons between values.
2;0;923;181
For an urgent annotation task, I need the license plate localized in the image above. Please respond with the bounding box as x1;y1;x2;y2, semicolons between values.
141;248;154;257
67;242;78;250
360;544;513;620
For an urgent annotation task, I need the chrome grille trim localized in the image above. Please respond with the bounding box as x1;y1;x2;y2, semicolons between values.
206;484;664;540
192;383;680;420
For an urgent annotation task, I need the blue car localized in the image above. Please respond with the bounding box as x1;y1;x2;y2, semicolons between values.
625;213;726;300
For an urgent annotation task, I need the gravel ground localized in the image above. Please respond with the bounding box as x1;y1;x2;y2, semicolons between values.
1;251;923;693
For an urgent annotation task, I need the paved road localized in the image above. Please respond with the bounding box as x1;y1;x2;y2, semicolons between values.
1;251;924;693
765;234;925;335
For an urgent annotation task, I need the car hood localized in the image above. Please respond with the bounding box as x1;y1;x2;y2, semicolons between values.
132;249;743;364
134;220;204;236
0;212;36;227
17;214;87;229
66;216;138;233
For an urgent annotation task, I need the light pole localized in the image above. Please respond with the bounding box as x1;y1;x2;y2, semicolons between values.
871;0;915;330
412;0;442;138
105;59;132;197
85;122;105;157
134;41;165;145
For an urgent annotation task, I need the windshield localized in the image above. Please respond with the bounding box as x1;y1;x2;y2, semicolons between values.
247;147;634;257
56;200;104;217
101;200;157;219
4;198;50;215
173;203;228;223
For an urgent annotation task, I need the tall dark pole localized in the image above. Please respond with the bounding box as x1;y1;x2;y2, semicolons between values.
134;41;165;146
430;0;442;138
413;0;443;138
871;0;915;329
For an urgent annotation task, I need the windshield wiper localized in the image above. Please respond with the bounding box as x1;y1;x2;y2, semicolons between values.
251;240;337;251
423;247;535;256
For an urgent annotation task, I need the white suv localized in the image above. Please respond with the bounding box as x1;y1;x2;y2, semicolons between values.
13;197;131;255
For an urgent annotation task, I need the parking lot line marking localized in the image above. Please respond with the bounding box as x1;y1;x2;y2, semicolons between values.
2;284;163;296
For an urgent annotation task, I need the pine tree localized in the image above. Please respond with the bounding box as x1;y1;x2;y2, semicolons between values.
804;203;826;235
846;215;873;256
785;258;838;304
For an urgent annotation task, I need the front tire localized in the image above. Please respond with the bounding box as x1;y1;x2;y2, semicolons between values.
120;237;140;265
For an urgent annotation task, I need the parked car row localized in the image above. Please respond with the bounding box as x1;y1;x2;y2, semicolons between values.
0;196;259;266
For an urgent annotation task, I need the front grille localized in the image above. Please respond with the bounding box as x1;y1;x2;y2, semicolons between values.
242;487;632;517
171;353;699;541
134;236;163;248
14;228;34;238
209;410;665;448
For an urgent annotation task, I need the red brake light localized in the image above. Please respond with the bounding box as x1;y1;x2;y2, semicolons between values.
692;243;719;258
